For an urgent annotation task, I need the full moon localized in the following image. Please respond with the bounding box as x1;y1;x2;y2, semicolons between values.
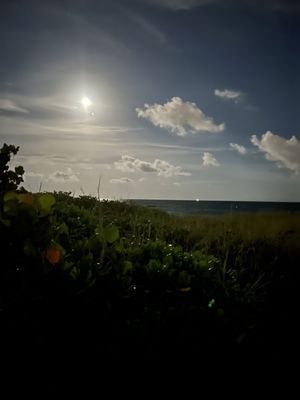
81;96;92;110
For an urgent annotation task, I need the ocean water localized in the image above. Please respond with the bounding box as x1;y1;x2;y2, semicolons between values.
132;199;300;216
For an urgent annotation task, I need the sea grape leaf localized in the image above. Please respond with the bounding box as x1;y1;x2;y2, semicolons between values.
38;194;55;212
104;225;119;244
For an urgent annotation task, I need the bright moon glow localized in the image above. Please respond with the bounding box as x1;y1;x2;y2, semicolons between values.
81;96;92;110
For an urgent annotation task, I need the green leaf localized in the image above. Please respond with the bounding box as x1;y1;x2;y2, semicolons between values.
104;225;119;244
62;261;74;272
3;200;19;216
3;192;17;202
178;270;191;287
38;194;55;212
57;222;69;236
123;261;133;274
0;215;10;226
115;240;124;253
70;267;80;280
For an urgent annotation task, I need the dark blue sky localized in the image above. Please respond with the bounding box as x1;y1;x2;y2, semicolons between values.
0;0;299;200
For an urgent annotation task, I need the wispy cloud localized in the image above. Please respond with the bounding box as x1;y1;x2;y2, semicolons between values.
48;168;79;182
121;7;167;45
136;97;224;136
142;0;299;12
202;152;220;167
230;143;247;155
47;5;131;57
0;92;136;141
25;168;79;182
251;131;300;173
41;123;133;136
115;155;191;177
110;177;134;184
141;142;228;152
25;172;44;178
0;98;29;113
214;89;242;103
0;93;78;120
142;0;216;10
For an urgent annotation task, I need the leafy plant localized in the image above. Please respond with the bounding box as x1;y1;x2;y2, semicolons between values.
0;143;24;197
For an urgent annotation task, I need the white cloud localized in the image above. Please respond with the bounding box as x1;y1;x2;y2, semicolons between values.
143;0;216;10
214;89;242;102
48;168;79;182
230;143;247;155
0;98;29;113
251;131;300;173
25;172;44;178
115;155;191;177
154;159;191;177
136;97;225;136
173;182;181;186
115;155;156;173
202;152;220;167
110;177;134;184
